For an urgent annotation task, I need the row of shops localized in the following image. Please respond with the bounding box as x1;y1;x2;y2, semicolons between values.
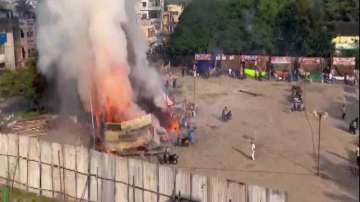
194;54;357;81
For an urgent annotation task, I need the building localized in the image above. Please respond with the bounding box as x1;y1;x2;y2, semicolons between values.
136;0;165;48
162;3;184;41
331;22;359;56
0;8;21;70
19;18;37;66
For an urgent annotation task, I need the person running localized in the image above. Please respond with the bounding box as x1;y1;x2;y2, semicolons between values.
341;104;346;120
250;139;256;160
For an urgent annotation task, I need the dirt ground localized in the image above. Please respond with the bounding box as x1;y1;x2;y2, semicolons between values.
172;74;359;202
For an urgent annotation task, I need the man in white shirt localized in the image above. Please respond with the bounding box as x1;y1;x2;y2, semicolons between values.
250;139;256;160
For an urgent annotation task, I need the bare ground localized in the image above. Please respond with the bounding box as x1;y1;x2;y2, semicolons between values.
172;74;359;202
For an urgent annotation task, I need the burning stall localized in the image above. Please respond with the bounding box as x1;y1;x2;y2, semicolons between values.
298;57;324;81
271;56;293;81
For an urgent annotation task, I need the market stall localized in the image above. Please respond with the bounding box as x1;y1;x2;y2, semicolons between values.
331;57;356;82
298;57;324;81
241;55;268;78
271;56;293;81
194;54;215;75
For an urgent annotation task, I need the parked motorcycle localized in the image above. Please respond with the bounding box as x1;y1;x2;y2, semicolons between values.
158;148;178;164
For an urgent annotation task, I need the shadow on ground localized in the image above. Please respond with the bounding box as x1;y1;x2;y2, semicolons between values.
320;149;359;202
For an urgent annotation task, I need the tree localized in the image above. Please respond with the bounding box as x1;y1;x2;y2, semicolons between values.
324;0;359;22
0;59;46;103
272;0;333;56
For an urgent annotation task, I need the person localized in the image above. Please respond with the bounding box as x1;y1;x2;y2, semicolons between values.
356;144;359;167
266;58;272;80
341;104;346;120
181;67;185;77
250;139;256;160
173;78;177;88
228;68;232;77
240;60;246;79
349;118;359;135
163;147;171;163
221;106;232;121
254;61;260;80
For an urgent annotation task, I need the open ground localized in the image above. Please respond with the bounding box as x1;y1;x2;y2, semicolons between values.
172;73;359;202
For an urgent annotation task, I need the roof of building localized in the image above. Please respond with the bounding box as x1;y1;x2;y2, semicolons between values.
332;22;359;36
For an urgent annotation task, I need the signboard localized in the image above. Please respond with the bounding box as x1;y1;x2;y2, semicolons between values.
0;33;7;45
215;54;226;61
332;36;359;50
241;55;258;61
271;57;292;64
332;57;356;66
299;57;321;65
195;54;212;61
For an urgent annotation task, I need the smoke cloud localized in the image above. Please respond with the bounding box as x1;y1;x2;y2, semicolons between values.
36;0;165;121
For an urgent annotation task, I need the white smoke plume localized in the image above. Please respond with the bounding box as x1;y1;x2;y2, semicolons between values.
36;0;165;121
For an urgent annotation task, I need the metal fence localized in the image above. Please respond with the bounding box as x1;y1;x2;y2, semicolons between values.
0;133;287;202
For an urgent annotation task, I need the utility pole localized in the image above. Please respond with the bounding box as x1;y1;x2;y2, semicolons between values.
313;111;328;176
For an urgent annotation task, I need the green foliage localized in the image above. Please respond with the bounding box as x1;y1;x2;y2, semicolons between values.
324;0;359;22
272;0;333;56
167;0;356;61
0;59;46;101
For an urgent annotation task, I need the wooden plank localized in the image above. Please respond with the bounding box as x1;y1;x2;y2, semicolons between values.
226;182;246;202
208;176;227;202
248;185;267;202
51;143;63;199
175;169;191;198
18;135;29;190
0;134;8;184
158;165;175;202
40;141;53;197
268;189;287;202
128;158;144;202
76;146;89;201
63;144;76;199
28;137;40;194
115;156;128;202
120;114;152;131
143;161;157;202
191;174;208;202
89;150;102;202
101;153;116;202
7;134;19;188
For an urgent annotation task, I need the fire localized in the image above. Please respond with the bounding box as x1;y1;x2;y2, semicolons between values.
168;120;180;133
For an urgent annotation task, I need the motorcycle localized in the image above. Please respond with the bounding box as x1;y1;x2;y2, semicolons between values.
291;97;305;112
158;150;178;164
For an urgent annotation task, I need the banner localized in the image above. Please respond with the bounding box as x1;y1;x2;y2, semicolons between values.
271;57;292;64
299;57;321;65
332;57;356;66
241;55;258;61
215;54;226;61
0;33;7;45
195;54;212;61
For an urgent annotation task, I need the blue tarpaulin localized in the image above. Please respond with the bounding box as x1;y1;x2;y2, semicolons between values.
0;33;7;45
195;60;214;74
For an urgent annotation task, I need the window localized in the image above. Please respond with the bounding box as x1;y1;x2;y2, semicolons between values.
141;14;147;19
20;29;25;38
149;11;159;19
148;28;155;38
142;2;146;7
0;63;5;69
21;47;26;59
27;31;33;38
